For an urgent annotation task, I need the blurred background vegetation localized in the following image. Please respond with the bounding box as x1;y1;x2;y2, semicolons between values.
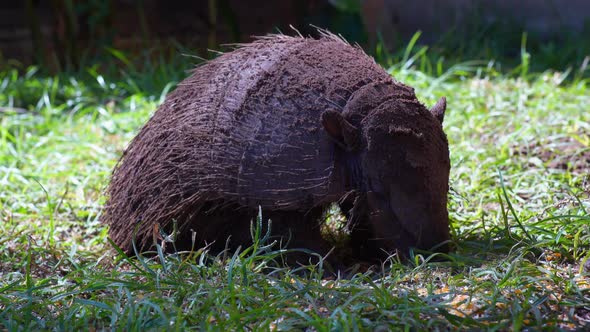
1;0;589;82
2;0;589;112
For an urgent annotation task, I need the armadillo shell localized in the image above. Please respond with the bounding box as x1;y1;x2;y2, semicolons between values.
103;34;416;252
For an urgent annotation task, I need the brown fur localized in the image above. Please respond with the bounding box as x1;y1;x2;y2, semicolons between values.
102;34;451;264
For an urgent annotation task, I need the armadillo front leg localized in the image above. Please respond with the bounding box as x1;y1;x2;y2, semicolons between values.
265;208;335;267
343;193;378;262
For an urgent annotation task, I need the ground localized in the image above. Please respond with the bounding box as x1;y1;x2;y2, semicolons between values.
0;45;589;330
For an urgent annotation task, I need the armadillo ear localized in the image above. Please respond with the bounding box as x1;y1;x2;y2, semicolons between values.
430;97;446;124
321;110;360;150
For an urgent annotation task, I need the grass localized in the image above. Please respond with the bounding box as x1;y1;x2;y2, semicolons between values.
1;36;590;330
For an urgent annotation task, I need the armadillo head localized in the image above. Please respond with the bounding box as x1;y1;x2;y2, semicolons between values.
321;95;450;258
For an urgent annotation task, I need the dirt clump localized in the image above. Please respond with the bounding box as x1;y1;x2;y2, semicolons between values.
515;137;590;174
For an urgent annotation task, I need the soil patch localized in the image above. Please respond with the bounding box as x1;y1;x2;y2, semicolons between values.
514;136;590;175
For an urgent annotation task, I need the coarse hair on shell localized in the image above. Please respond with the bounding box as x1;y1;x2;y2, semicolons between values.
102;30;450;264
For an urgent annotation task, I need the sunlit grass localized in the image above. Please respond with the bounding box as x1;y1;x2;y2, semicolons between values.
1;39;589;330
